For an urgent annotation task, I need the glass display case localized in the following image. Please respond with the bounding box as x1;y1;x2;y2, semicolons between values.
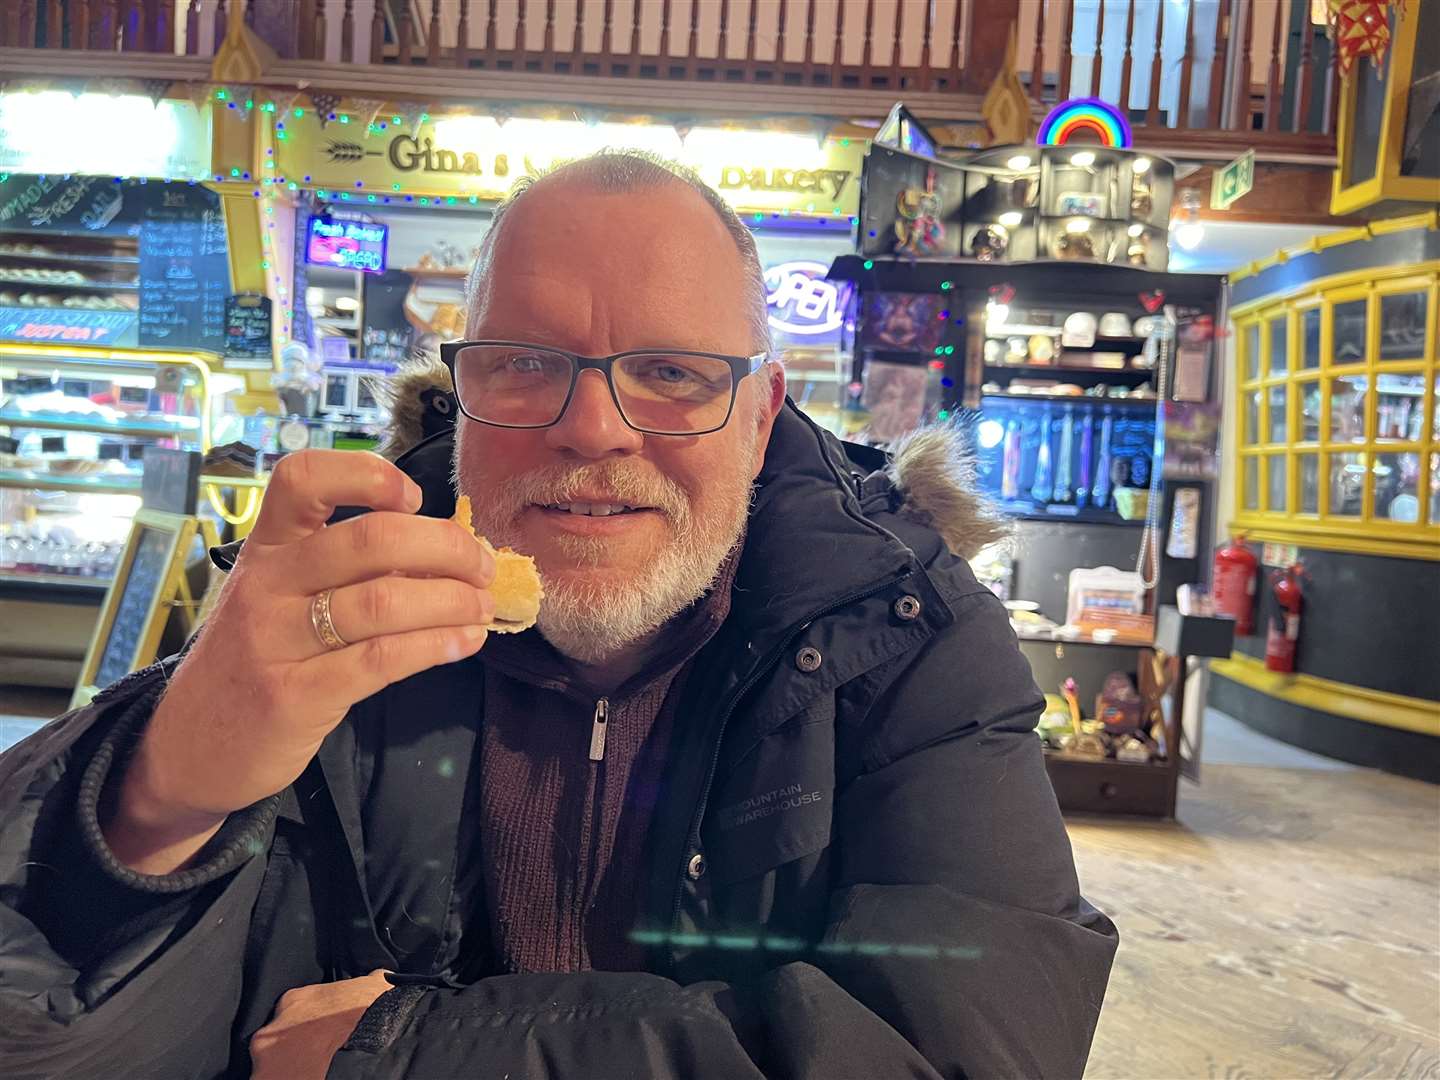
0;344;244;593
858;143;1174;270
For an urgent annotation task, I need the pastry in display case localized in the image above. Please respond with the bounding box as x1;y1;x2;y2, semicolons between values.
0;346;243;592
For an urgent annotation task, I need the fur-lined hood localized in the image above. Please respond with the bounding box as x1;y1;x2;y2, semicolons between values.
371;358;1007;561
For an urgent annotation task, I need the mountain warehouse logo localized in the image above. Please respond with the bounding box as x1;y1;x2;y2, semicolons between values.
716;783;827;830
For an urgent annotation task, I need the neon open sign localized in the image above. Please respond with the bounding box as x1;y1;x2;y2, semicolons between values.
764;260;846;337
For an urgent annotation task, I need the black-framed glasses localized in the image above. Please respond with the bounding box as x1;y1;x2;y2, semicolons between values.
440;340;768;436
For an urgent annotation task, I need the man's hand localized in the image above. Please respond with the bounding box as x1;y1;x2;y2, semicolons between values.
104;451;496;874
251;970;393;1080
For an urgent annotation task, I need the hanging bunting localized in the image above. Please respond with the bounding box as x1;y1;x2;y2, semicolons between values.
670;114;695;144
266;88;302;119
309;91;343;127
347;97;389;133
142;78;173;107
1327;0;1406;76
184;81;214;114
88;77;141;98
224;85;256;122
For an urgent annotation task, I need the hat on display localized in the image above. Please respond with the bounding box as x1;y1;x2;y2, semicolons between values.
1099;312;1132;337
1061;311;1097;348
1133;314;1163;338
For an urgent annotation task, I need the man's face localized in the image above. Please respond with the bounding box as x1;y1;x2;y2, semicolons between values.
454;178;781;662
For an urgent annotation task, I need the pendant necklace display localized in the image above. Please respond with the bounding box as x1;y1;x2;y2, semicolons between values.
1076;406;1095;508
1031;406;1055;504
1053;404;1076;503
1001;418;1024;500
894;166;946;257
1093;407;1116;510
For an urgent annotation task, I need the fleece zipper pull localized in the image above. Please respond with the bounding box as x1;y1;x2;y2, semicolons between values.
589;697;609;762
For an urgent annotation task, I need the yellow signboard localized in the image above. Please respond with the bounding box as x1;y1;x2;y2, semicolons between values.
273;113;864;217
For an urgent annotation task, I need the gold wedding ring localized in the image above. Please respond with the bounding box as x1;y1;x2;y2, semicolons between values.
309;588;349;651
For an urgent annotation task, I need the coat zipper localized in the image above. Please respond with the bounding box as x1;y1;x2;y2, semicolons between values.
589;697;609;762
666;574;910;944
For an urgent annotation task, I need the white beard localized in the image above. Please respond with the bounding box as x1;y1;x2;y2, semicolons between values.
456;444;756;664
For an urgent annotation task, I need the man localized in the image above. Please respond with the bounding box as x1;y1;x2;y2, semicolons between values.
0;152;1116;1079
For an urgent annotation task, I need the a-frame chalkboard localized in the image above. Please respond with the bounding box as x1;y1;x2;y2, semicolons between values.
71;509;220;709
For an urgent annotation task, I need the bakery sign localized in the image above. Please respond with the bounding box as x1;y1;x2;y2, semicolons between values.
275;113;864;217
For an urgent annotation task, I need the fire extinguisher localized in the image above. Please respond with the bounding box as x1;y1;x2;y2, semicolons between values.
1213;534;1259;635
1265;564;1305;673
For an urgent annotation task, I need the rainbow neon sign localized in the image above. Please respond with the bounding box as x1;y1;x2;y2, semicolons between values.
1036;98;1133;148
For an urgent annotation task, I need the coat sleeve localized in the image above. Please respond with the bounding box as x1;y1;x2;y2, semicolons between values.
326;590;1118;1080
0;661;278;1080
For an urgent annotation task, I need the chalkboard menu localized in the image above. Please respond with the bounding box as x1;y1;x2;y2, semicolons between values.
291;194;315;348
94;526;178;690
225;293;273;361
140;447;202;515
138;185;229;351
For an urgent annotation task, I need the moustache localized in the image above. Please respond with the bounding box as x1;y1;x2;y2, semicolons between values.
499;461;693;526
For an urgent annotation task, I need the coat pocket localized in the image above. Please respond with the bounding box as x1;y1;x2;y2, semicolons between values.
702;700;835;887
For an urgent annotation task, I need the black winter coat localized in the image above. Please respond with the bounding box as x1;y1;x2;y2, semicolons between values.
0;403;1117;1079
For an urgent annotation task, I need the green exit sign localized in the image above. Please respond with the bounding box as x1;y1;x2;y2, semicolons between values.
1211;149;1255;210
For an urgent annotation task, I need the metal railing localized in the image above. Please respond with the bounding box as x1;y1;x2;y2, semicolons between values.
0;1;1338;152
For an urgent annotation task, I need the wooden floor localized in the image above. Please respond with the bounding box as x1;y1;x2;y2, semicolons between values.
1072;763;1440;1079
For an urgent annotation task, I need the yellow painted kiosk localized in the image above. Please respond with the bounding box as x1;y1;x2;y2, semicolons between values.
1212;213;1440;780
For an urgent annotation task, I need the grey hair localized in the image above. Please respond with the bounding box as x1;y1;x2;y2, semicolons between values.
466;149;774;356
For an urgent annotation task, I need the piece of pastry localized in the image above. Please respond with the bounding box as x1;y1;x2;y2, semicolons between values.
452;494;543;633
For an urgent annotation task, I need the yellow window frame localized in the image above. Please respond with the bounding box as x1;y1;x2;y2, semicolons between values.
1231;267;1440;560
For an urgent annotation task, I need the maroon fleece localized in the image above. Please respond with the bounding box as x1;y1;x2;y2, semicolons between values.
475;550;738;972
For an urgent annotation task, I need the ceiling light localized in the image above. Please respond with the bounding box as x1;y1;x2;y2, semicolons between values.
1066;218;1092;234
1071;151;1096;167
998;211;1024;227
335;296;359;312
1128;223;1145;237
1005;154;1032;170
1174;221;1205;250
1133;156;1151;174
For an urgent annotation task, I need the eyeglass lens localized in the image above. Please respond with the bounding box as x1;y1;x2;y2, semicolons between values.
453;344;735;434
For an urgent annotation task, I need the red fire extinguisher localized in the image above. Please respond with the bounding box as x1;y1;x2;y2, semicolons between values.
1265;564;1305;673
1213;535;1259;635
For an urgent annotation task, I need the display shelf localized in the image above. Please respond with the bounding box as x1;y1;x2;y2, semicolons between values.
1006;508;1147;527
0;468;142;496
0;278;139;292
986;327;1147;352
983;365;1154;391
986;322;1066;337
1;360;162;383
0;571;110;592
0;250;140;267
0;410;200;438
1041;750;1168;770
984;363;1152;379
1014;626;1154;648
981;391;1158;406
1067;336;1149;354
1043;752;1176;816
